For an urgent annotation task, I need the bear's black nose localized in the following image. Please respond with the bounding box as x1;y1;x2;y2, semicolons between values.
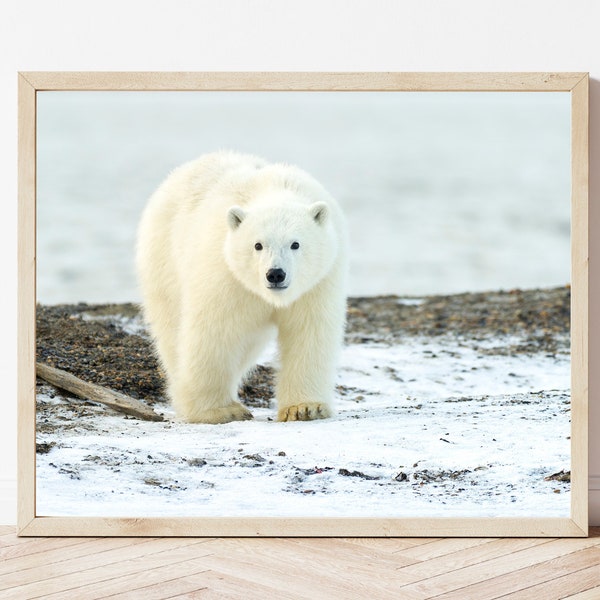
266;268;286;286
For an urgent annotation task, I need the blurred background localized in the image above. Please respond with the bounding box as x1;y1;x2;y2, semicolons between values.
36;91;571;304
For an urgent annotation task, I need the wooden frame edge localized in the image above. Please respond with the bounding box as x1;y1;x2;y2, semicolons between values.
570;73;589;535
17;73;37;534
18;71;587;92
19;516;587;538
17;72;589;537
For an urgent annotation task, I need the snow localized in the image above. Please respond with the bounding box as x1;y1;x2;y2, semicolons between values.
80;312;146;336
36;330;571;519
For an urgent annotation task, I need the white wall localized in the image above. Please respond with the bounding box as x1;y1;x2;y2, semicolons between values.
1;0;599;525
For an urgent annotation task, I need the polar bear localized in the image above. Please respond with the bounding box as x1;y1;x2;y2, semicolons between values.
136;151;348;424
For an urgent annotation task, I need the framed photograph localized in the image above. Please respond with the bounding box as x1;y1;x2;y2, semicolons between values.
18;72;588;537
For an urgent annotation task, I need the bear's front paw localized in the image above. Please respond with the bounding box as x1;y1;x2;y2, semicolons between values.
277;402;331;422
185;402;253;424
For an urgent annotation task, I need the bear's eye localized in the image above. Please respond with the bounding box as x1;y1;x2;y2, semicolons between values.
290;242;300;250
254;242;263;251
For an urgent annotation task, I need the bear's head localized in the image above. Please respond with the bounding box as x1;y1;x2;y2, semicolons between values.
224;196;338;308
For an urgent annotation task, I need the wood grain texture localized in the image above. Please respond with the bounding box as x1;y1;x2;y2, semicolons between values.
509;569;600;600
18;71;590;538
17;516;590;538
41;558;210;600
0;538;213;598
566;586;600;600
36;362;163;421
432;546;600;599
570;74;590;534
17;73;37;536
19;71;587;92
0;528;599;600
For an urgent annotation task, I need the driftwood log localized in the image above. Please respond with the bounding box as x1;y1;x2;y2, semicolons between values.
36;362;164;422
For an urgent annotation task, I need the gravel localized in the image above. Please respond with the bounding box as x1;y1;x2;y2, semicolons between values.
36;285;570;408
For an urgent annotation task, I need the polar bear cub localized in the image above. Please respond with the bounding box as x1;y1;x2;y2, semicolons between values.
136;152;348;424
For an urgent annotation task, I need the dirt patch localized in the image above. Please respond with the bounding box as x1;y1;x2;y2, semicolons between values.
346;286;570;352
36;303;163;404
36;286;570;411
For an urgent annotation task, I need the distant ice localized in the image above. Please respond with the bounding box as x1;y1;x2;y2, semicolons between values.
36;91;571;304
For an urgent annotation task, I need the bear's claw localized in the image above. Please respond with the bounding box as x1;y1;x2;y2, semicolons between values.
277;402;331;422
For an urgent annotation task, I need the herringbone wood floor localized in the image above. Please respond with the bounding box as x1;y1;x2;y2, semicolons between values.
1;526;599;599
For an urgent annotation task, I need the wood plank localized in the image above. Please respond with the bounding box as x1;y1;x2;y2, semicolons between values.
180;570;306;600
344;537;443;553
565;586;600;600
0;538;212;594
394;537;497;561
396;538;551;581
282;537;417;567
0;536;100;563
196;538;412;598
20;71;586;92
18;515;586;538
106;577;209;600
500;564;600;600
198;554;403;600
0;532;47;547
570;73;590;534
0;525;15;535
0;535;598;599
103;573;210;600
396;538;600;599
432;546;600;599
0;537;150;575
41;557;210;600
1;542;214;600
17;71;37;535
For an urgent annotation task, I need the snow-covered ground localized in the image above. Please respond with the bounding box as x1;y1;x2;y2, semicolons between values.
36;321;571;518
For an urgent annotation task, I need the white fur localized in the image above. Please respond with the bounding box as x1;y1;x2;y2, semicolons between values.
136;151;348;423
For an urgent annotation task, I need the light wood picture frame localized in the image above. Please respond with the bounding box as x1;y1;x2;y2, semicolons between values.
18;72;589;537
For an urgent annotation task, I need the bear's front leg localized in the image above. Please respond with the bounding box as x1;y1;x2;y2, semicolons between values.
175;400;253;425
278;402;332;422
169;314;253;424
170;371;253;424
274;287;345;422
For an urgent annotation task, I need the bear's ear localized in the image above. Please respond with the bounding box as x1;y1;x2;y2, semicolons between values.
309;201;328;225
227;206;246;230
